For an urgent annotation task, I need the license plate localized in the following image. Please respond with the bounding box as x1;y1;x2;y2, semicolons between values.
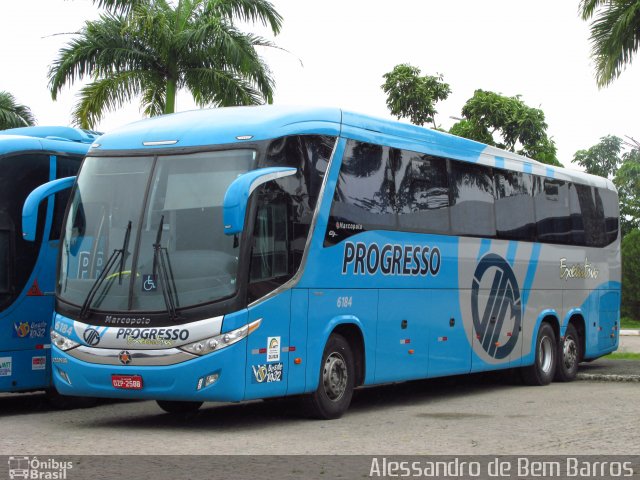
111;374;143;390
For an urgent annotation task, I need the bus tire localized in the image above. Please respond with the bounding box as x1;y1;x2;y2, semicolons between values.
156;400;203;414
520;322;556;386
305;334;355;420
554;323;580;382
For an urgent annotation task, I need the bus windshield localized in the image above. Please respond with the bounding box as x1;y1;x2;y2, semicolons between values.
58;149;256;313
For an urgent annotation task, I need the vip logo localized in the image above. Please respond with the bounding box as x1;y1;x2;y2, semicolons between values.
83;328;101;346
471;253;521;359
13;321;30;338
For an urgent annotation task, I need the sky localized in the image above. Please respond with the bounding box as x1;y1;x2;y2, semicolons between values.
1;0;638;167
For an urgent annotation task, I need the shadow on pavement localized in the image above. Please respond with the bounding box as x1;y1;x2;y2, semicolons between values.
0;392;129;417
83;370;521;431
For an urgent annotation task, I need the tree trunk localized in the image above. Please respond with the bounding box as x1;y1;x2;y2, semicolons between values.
165;78;177;115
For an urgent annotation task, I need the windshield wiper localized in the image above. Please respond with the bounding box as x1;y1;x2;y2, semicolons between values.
118;220;132;285
79;221;132;319
153;215;179;321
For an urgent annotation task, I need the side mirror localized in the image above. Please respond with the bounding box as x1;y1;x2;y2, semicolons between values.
223;167;296;235
22;176;76;241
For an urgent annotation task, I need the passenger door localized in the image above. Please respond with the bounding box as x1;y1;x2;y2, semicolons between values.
244;292;291;400
243;199;292;399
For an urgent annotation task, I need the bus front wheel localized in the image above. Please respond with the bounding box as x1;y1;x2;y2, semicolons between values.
156;400;203;414
520;322;557;386
554;323;580;382
305;334;355;420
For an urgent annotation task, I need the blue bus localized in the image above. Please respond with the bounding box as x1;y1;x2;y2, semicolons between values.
23;107;620;419
0;126;93;399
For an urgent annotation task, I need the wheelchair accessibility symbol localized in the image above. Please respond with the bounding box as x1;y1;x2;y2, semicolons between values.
142;274;157;292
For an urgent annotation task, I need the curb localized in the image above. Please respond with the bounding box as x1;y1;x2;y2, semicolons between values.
620;329;640;336
577;373;640;383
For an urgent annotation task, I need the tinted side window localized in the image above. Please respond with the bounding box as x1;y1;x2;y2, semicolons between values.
450;161;495;237
0;154;50;309
250;196;289;282
394;149;450;234
326;140;395;245
534;178;571;244
570;183;604;246
249;135;335;301
495;171;535;241
0;229;10;293
568;183;585;245
599;187;619;245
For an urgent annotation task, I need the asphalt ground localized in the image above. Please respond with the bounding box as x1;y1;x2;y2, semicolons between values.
0;368;638;456
578;358;640;380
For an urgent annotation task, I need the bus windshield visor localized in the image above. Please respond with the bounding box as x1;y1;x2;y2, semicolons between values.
58;150;255;313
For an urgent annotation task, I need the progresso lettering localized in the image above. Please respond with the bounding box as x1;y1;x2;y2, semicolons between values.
342;241;441;276
115;328;189;341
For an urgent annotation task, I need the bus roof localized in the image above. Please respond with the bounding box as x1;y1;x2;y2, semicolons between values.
90;105;614;191
0;126;96;156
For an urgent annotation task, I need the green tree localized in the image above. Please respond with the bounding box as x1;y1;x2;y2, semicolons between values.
614;147;640;235
573;135;624;178
580;0;640;87
49;0;283;128
0;91;36;130
450;89;561;166
381;64;451;128
621;228;640;319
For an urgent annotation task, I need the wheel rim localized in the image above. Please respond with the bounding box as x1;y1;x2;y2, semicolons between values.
323;352;348;401
563;336;578;370
538;335;554;374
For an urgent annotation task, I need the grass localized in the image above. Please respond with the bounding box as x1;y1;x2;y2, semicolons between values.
620;317;640;329
604;352;640;360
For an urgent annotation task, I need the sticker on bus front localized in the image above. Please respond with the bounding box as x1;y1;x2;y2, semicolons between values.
267;337;281;362
251;363;283;383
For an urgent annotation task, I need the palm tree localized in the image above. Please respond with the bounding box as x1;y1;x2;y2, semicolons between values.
0;91;36;130
49;0;283;128
580;0;640;87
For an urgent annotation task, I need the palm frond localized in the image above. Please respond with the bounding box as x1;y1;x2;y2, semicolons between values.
183;67;264;106
202;0;283;34
141;77;167;116
588;0;640;86
49;13;161;98
0;91;36;129
579;0;608;20
72;71;145;128
92;0;150;15
178;17;274;98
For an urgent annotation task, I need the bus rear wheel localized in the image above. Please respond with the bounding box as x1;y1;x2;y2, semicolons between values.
554;323;580;382
305;334;355;420
520;322;556;386
156;400;203;414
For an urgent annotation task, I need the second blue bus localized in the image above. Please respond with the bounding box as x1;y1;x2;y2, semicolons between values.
0;126;93;399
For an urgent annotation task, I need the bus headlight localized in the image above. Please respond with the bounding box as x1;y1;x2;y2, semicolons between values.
180;318;261;356
51;330;80;351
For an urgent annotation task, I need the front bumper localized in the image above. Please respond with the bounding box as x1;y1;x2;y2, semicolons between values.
51;339;247;402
